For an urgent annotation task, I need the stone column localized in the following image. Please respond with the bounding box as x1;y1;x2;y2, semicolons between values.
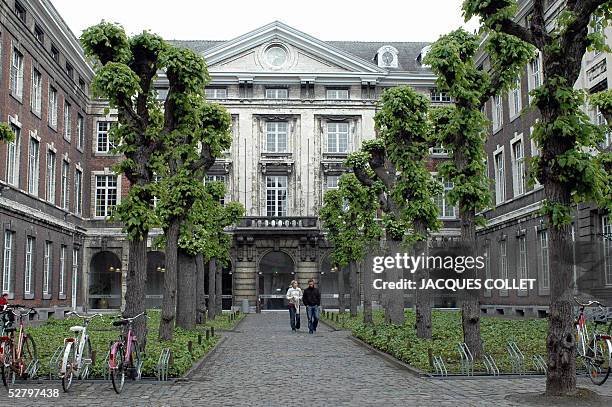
233;261;257;308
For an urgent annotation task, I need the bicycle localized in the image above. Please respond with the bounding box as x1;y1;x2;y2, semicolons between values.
0;305;38;387
59;311;103;392
575;297;612;385
108;311;147;394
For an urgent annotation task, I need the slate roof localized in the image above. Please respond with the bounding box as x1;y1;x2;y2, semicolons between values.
168;39;431;73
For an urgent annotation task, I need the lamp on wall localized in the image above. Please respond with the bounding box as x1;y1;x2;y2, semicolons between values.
331;266;338;273
157;266;166;273
108;266;115;272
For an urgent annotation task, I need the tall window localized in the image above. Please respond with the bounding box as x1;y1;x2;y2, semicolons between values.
326;89;349;100
594;107;612;149
43;241;52;295
603;216;612;286
10;48;24;99
96;121;113;152
509;78;522;118
61;160;69;209
63;101;71;140
48;86;58;128
59;245;66;296
326;175;340;190
512;139;525;196
326;122;349;153
265;88;288;99
265;122;288;153
34;25;44;43
2;231;14;293
434;177;457;218
24;237;34;295
74;169;82;215
266;175;287;217
95;175;118;217
72;248;79;305
205;174;227;205
77;114;84;149
492;95;503;131
14;1;26;22
518;236;528;290
494;151;506;204
6;124;20;186
46;150;56;203
529;52;543;94
205;88;227;99
539;230;550;290
31;69;42;115
28;136;40;196
499;240;508;295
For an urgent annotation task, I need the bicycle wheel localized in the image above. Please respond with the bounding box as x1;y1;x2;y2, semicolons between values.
21;335;38;379
61;342;76;392
130;340;142;380
587;337;612;385
1;341;13;387
80;338;93;380
110;345;126;394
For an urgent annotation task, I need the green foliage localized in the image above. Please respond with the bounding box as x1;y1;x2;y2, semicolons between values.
80;21;132;64
591;89;612;119
91;62;142;107
0;123;15;143
324;310;547;373
111;184;159;241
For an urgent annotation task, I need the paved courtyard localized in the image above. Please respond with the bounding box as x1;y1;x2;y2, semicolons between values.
2;312;612;406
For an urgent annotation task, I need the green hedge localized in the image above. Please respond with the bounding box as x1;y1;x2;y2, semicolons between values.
323;310;547;373
25;310;243;378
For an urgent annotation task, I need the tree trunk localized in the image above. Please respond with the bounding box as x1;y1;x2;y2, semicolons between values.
349;262;359;317
176;250;197;330
337;265;345;314
208;258;217;320
159;221;180;341
460;209;482;358
414;235;432;339
545;184;576;396
215;261;223;316
362;257;373;325
125;233;148;348
195;254;206;324
385;238;405;325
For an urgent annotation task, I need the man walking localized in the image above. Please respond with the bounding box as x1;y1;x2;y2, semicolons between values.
302;278;321;334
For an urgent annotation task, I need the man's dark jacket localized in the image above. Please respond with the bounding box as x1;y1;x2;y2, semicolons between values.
302;286;321;306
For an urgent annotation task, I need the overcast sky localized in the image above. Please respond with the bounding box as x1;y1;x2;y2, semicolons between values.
51;0;480;43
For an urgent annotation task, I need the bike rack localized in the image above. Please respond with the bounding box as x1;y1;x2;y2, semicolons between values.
507;341;525;374
432;355;447;377
101;351;111;380
25;358;39;379
457;343;474;376
48;345;64;379
532;354;547;374
156;348;171;381
483;353;500;376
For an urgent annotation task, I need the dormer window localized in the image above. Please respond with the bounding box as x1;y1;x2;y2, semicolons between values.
417;45;432;67
376;45;398;68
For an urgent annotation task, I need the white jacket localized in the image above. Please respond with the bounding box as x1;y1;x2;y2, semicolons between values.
286;287;302;306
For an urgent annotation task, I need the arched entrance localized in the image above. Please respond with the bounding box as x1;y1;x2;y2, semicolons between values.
88;251;122;309
146;251;165;309
319;255;350;309
203;261;234;310
258;251;294;310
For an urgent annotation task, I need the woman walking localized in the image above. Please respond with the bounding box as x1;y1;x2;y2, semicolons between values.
286;280;302;332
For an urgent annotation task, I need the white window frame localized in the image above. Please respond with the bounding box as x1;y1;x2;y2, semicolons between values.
528;51;543;102
75;168;83;215
593;107;612;150
10;48;24;99
518;235;528;293
46;149;56;203
326;88;349;100
71;248;79;309
48;86;58;128
511;134;525;197
96;121;113;153
434;176;457;219
499;240;508;296
326;122;349;154
430;90;451;103
24;236;34;295
2;231;14;294
28;134;40;196
266;175;288;217
43;241;52;295
6;124;21;187
603;215;612;286
205;87;227;99
494;147;506;204
77;114;84;149
492;95;503;131
63;101;71;141
326;175;340;190
539;230;550;290
31;68;42;115
61;159;70;210
265;88;288;99
59;245;66;296
265;121;288;153
94;174;118;218
204;174;227;205
508;78;522;119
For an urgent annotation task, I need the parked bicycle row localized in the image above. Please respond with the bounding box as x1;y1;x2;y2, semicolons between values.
0;304;147;394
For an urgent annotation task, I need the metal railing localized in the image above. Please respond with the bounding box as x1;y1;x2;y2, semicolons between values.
235;216;318;229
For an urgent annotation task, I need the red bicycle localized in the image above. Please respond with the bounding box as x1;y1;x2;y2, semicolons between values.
0;305;38;387
108;312;147;393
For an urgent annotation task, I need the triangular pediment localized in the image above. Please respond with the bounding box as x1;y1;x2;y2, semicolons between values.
201;21;385;74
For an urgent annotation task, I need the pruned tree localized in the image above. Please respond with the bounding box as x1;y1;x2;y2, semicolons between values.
0;123;15;143
425;28;533;357
464;0;612;394
346;86;441;333
81;23;169;343
320;173;381;321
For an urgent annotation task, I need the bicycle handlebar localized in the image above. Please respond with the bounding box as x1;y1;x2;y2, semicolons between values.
115;311;148;323
67;311;104;320
1;304;36;317
574;297;606;308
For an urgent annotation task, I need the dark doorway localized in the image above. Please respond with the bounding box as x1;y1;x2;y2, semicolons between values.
258;251;294;310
